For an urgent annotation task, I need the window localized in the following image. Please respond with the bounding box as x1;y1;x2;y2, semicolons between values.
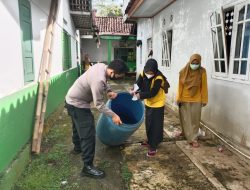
127;49;136;62
210;10;228;76
114;48;136;72
62;30;72;71
140;45;142;64
162;30;173;68
147;38;152;58
210;0;250;81
231;3;250;79
19;0;35;83
114;48;135;62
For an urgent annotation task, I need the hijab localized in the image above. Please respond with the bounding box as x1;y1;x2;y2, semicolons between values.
179;54;205;97
142;59;162;92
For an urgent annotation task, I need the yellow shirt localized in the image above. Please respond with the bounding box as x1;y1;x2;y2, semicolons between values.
144;75;166;108
176;70;208;103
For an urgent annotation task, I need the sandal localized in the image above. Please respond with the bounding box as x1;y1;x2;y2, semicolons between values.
147;149;157;157
140;141;150;147
190;141;199;148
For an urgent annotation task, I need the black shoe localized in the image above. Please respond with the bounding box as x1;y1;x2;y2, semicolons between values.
81;165;105;178
70;148;81;155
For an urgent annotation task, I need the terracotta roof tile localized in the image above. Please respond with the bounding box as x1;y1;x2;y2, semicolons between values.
94;17;136;36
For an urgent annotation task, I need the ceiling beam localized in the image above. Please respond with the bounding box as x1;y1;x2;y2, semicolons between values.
128;0;144;18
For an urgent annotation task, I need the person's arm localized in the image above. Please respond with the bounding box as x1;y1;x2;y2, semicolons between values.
201;70;208;105
105;82;112;93
91;80;115;117
105;82;118;99
136;73;144;90
138;79;162;99
176;75;183;105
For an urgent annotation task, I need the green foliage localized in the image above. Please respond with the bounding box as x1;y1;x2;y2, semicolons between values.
96;3;122;16
121;164;132;189
15;152;71;190
98;160;111;169
14;125;74;190
14;105;128;190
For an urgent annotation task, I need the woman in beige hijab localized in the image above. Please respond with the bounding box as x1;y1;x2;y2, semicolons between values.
176;54;208;147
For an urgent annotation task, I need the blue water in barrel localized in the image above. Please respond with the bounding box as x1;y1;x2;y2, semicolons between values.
96;92;144;146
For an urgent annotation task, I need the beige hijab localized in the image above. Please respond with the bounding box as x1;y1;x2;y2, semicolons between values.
179;54;205;97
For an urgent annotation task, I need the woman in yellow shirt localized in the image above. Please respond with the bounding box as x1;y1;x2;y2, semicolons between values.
133;59;166;157
176;54;208;147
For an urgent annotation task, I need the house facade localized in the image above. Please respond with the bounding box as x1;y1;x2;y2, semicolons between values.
124;0;250;155
0;0;92;189
81;16;137;71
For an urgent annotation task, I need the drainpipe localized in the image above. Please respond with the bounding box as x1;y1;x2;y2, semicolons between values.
200;122;250;160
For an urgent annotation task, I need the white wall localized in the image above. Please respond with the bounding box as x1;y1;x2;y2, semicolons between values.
62;0;78;68
31;0;78;77
0;0;24;97
136;0;250;150
0;0;79;98
30;0;51;79
136;18;153;75
81;39;109;63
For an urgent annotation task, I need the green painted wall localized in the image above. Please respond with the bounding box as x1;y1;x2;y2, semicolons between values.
46;68;77;117
0;84;38;173
107;39;112;64
0;145;31;190
0;68;78;174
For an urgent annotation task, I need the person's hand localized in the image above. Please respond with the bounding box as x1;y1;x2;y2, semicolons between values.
135;93;140;99
176;101;182;107
129;84;139;95
112;114;122;125
202;103;207;107
107;91;117;99
129;88;135;95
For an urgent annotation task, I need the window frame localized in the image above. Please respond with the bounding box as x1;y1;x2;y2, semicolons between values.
229;2;250;80
19;0;35;83
161;29;172;69
210;8;229;77
62;30;72;71
210;0;250;83
146;37;153;59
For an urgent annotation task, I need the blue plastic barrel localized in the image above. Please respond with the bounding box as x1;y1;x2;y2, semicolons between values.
96;92;144;146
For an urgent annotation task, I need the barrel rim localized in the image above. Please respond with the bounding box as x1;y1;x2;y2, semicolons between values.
106;92;144;129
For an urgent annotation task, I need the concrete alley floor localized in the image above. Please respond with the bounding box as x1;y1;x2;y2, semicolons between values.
15;78;250;190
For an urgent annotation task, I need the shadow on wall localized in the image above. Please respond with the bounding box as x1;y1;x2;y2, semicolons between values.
0;84;38;173
0;68;78;174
